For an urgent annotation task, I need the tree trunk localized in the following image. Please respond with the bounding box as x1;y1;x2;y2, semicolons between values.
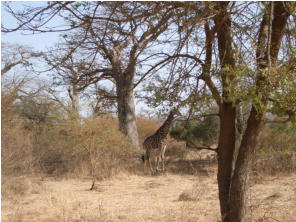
229;108;265;222
71;90;79;116
232;105;246;175
228;3;289;221
68;72;80;119
217;102;236;221
116;74;140;150
214;3;237;220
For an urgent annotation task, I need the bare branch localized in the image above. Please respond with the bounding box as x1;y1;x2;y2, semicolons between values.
187;140;218;152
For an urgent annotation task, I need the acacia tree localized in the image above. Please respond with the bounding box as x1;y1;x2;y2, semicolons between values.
201;3;294;221
138;2;295;221
44;49;97;119
1;43;42;75
73;2;174;149
2;2;179;149
190;2;294;221
3;2;296;221
228;3;294;221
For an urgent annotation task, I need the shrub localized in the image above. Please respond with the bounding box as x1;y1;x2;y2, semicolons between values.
1;89;36;175
2;84;135;183
255;123;296;175
1;118;35;175
170;116;219;146
136;116;160;145
57;116;134;189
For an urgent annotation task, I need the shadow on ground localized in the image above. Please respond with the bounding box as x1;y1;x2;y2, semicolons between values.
166;159;217;176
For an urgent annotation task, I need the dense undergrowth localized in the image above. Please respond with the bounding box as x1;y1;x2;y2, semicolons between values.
2;86;296;182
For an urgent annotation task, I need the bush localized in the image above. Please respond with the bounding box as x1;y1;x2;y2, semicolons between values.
136;116;160;145
2;84;135;183
1;89;36;175
170;116;219;146
1;118;35;175
57;116;134;188
255;123;296;175
1;74;136;185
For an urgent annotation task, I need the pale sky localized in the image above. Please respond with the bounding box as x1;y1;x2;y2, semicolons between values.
1;2;61;50
1;1;153;116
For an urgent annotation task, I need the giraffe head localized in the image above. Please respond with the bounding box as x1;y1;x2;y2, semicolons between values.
170;107;181;117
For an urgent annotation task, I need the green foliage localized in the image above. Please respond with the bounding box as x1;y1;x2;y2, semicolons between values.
14;97;65;125
259;123;296;153
170;116;219;146
268;70;296;122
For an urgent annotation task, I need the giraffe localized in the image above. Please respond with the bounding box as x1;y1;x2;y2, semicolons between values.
142;108;179;174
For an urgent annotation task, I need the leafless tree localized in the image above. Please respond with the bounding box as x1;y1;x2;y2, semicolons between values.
3;2;184;149
3;2;295;221
1;43;41;75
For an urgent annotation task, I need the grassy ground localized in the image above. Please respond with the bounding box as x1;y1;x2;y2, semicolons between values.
2;150;296;222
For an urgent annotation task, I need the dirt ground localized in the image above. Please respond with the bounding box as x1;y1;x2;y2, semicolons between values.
2;152;296;222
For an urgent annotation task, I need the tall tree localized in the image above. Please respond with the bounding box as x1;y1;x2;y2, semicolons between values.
138;2;295;221
1;43;41;75
3;2;295;220
177;2;293;221
228;3;291;221
2;2;176;149
59;2;176;149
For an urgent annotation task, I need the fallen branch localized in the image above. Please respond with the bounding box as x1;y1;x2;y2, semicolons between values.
186;141;218;152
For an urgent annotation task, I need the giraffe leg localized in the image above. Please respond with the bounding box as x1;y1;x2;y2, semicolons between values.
156;151;161;172
157;143;166;173
161;144;167;172
143;148;150;174
143;152;147;174
147;149;155;175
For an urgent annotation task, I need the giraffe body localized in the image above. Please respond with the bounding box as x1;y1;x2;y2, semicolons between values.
142;109;178;174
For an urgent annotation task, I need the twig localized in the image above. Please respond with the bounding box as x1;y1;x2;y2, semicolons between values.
187;141;218;152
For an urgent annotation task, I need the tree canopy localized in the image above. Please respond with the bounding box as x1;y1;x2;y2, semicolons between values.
2;2;296;222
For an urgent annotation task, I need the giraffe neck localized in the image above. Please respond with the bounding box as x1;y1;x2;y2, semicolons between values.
155;113;174;139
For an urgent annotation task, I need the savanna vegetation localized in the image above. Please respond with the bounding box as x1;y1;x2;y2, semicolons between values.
2;2;296;222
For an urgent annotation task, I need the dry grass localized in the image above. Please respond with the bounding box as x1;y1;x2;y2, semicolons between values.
249;174;296;222
2;94;295;222
255;125;296;175
254;151;296;176
2;152;296;222
1;172;220;222
1;176;43;199
56;117;135;182
136;117;160;145
2;89;36;175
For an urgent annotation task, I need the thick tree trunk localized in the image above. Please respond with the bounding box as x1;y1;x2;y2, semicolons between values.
232;105;245;175
229;108;265;222
68;73;80;119
67;88;79;119
201;2;289;222
214;3;237;220
116;74;140;150
227;3;289;221
217;103;236;221
71;90;79;115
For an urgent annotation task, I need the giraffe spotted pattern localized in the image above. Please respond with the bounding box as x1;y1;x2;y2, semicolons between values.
142;108;179;174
